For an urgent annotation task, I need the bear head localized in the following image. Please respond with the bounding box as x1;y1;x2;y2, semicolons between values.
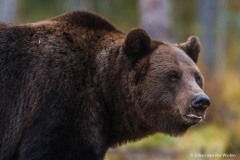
119;28;210;137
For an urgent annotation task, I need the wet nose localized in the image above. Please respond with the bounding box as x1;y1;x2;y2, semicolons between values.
191;95;210;110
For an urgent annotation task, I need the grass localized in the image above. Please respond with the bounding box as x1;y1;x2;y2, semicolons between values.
105;124;232;160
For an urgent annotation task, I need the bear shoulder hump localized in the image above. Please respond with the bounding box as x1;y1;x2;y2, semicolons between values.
51;11;117;31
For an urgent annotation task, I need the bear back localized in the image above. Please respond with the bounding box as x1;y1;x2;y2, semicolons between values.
51;11;118;31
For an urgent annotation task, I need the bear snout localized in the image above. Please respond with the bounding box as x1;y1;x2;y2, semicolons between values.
191;95;210;111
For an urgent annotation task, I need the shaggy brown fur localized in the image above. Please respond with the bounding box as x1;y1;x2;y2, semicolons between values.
0;11;209;160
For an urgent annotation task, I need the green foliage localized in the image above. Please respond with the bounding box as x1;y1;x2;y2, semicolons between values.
123;134;175;149
171;0;199;41
18;0;138;31
19;0;65;23
89;0;138;31
105;124;231;160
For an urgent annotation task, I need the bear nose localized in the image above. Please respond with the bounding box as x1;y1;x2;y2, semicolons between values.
191;95;210;110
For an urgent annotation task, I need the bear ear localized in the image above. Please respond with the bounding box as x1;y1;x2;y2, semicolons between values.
123;28;151;61
178;36;201;63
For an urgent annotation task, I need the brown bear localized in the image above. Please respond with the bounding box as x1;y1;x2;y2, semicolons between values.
0;11;210;160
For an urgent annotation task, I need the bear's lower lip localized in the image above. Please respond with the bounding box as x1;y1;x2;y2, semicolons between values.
180;112;204;124
186;114;203;119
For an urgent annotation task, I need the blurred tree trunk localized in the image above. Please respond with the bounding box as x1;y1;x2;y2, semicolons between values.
0;0;18;23
215;0;227;76
139;0;172;41
199;0;227;75
198;0;217;74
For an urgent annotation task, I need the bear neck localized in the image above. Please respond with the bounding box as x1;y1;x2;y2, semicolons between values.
95;36;156;147
107;110;156;147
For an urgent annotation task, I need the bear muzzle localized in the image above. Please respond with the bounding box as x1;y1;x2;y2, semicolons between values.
182;95;210;123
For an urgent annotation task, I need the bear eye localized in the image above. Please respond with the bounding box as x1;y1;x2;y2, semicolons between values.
194;73;202;87
168;71;180;82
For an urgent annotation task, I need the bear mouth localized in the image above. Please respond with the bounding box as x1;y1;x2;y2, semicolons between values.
180;111;206;125
186;114;203;120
